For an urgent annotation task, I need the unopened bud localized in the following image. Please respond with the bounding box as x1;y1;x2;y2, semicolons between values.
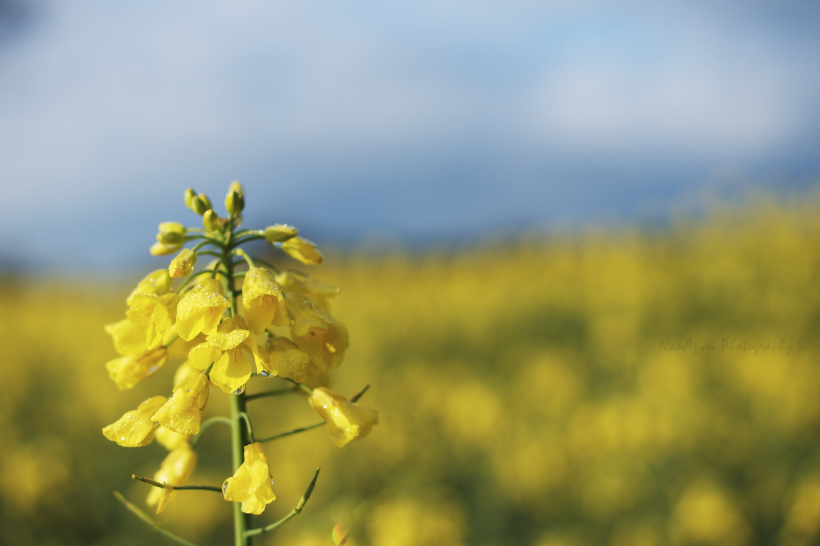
280;236;323;265
169;248;197;278
150;241;179;256
265;224;298;244
199;193;212;211
225;190;245;216
228;181;245;197
191;195;209;215
184;188;197;210
156;222;187;246
203;209;221;232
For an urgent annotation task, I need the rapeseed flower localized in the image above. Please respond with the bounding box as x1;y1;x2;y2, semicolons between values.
127;269;173;306
241;266;288;334
105;347;168;390
126;293;179;349
152;374;210;435
262;336;318;383
309;387;379;447
286;292;349;372
222;442;276;515
187;316;265;393
102;395;167;447
146;445;198;514
277;270;339;312
175;277;230;341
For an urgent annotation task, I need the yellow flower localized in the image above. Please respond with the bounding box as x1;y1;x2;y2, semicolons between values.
146;445;197;514
105;348;168;390
154;426;191;450
169;248;197;278
175;277;230;341
105;318;156;356
126;293;179;349
277;270;339;312
102;395;167;447
261;336;319;383
242;266;288;334
187;316;265;393
127;269;172;306
165;327;207;359
280;236;323;265
222;442;276;515
286;293;349;372
152;373;210;435
308;387;379;447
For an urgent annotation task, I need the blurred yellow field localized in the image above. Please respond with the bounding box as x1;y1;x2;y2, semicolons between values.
2;195;820;546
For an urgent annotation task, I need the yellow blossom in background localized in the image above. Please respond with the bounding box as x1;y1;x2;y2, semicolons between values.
261;335;318;382
146;445;198;514
242;266;289;334
286;292;349;372
152;374;210;435
222;442;276;515
280;236;324;265
187;316;265;393
105;347;168;390
127;269;173;306
169;248;197;278
102;395;167;447
309;387;379;447
154;426;191;450
175;277;230;341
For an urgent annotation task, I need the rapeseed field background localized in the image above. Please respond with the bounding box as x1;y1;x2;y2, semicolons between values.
2;194;820;546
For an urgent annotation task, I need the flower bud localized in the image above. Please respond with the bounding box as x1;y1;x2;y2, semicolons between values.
203;209;221;232
169;248;197;278
150;242;179;256
184;188;197;210
264;224;298;244
225;190;244;216
199;193;213;211
157;222;187;245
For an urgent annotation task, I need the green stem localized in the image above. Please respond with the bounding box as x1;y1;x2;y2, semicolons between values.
197;250;223;259
189;416;232;449
257;421;324;444
234;248;255;269
245;386;299;401
244;468;320;538
224;219;251;546
351;384;371;402
161;334;180;349
114;491;201;546
132;475;222;493
230;234;266;248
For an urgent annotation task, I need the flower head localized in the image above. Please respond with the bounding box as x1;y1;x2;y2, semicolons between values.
242;266;288;334
175;277;230;341
280;236;323;265
261;336;318;383
102;395;167;447
286;293;349;372
146;445;198;514
309;387;378;447
105;347;168;390
222;442;276;515
152;373;210;435
187;316;265;393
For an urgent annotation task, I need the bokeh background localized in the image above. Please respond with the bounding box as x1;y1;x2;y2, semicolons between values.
2;2;820;546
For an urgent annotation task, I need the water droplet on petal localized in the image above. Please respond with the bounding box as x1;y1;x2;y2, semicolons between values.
233;384;246;395
260;370;272;378
222;481;229;495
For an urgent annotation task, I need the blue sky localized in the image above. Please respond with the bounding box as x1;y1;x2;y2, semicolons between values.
1;1;820;272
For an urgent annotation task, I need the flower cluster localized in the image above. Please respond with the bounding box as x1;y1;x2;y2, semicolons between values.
102;183;378;541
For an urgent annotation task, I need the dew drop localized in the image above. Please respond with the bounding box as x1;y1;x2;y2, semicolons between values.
270;477;275;488
222;481;229;495
233;384;246;395
260;370;273;378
